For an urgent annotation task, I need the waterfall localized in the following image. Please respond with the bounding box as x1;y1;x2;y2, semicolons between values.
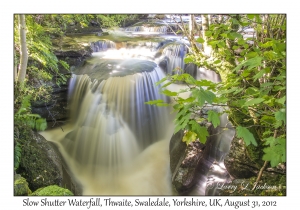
39;28;230;196
43;57;175;195
90;40;116;52
125;26;168;34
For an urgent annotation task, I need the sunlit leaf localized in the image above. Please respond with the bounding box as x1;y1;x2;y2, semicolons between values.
207;110;220;128
236;126;257;146
276;96;286;105
161;89;178;97
145;99;165;105
182;130;197;145
247;14;255;19
196;37;205;43
189;120;209;144
243;98;265;107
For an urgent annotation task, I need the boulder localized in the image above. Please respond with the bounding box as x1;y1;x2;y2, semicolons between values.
17;131;64;191
169;130;205;194
14;174;32;196
17;130;82;195
31;84;69;128
224;136;259;179
31;185;73;196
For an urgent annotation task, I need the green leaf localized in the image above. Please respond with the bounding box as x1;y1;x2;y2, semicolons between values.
263;137;276;146
275;109;286;125
217;41;226;48
247;14;255;19
243;44;249;49
205;31;212;37
189;120;209;144
184;56;194;63
161;82;173;88
245;87;259;95
177;97;195;103
253;68;267;82
195;79;215;87
207;110;220;128
234;57;263;72
232;46;239;50
238;39;245;45
261;41;274;48
175;112;192;132
245;51;258;58
145;99;165;105
236;126;257;146
201;89;216;104
161;89;178;97
155;77;167;86
243;98;265;107
208;40;219;48
35;118;47;131
228;32;243;40
196;37;205;43
276;96;286;105
182;130;197;145
263;138;286;167
241;69;251;77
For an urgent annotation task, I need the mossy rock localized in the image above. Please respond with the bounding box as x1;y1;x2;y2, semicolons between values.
31;185;73;196
14;175;32;196
17;129;63;191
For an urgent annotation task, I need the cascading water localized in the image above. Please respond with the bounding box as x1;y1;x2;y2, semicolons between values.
90;40;116;52
41;43;177;195
40;25;233;196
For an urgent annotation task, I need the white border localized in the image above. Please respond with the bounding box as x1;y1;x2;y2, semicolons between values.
2;1;297;209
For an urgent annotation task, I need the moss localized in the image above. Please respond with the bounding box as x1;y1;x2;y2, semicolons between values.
30;185;73;196
14;177;32;196
16;128;62;191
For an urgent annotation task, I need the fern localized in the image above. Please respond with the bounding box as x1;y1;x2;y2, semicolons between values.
14;95;47;131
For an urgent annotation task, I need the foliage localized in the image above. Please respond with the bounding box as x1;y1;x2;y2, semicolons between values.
30;14;138;32
14;15;69;87
146;73;218;144
148;14;286;169
14;94;47;132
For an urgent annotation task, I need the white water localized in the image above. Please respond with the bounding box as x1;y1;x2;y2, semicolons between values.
40;29;232;196
41;51;176;195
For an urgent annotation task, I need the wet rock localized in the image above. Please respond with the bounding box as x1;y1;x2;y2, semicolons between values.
224;137;259;178
31;84;69;128
55;46;92;58
169;130;205;194
65;25;103;35
17;130;82;195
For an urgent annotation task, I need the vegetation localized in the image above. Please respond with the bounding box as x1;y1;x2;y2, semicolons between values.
14;15;139;196
148;14;286;180
14;176;32;196
30;185;74;196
